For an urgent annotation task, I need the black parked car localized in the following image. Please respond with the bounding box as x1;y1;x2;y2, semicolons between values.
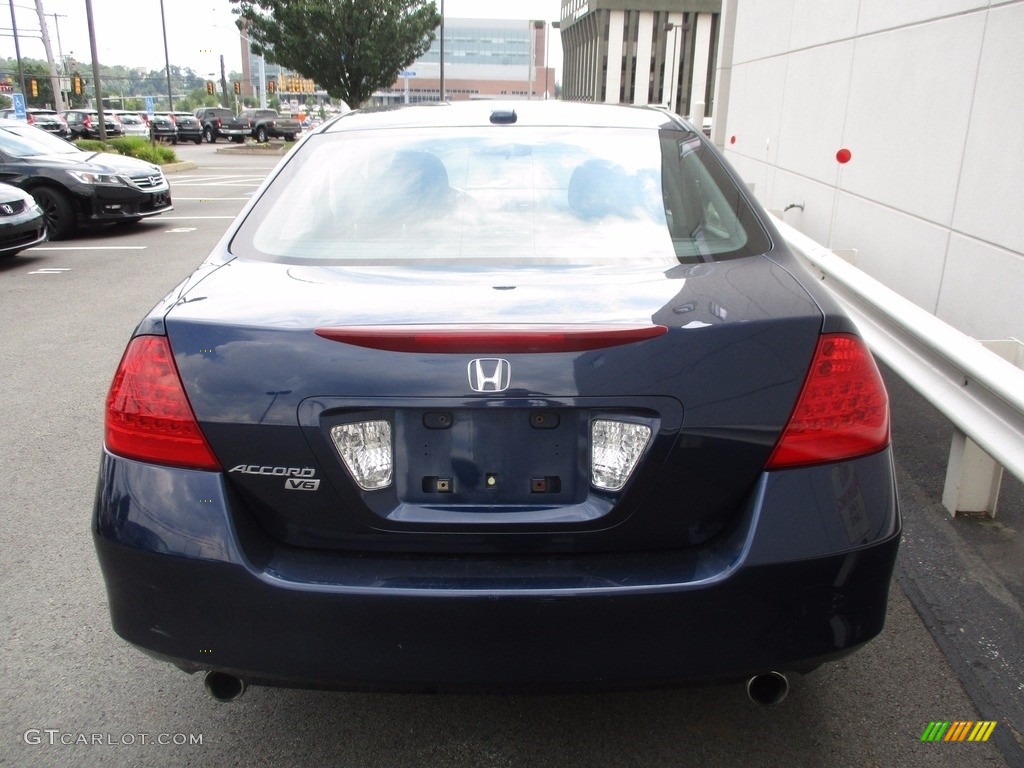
0;118;172;239
61;109;122;140
0;108;70;139
160;112;203;144
0;181;47;256
148;114;178;144
93;102;899;703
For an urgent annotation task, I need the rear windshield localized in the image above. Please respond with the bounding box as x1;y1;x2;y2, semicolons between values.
230;125;771;266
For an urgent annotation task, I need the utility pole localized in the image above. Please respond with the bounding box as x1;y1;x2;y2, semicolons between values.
84;0;105;140
220;54;229;108
49;13;68;109
33;1;64;112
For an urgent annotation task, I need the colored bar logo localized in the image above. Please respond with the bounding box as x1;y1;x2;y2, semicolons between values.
921;721;997;742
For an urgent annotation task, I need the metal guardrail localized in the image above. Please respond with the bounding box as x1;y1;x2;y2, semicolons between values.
772;216;1024;516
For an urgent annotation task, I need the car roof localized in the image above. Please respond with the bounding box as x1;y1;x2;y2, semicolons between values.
320;101;683;134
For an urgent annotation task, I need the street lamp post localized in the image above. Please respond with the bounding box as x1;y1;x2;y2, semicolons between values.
159;0;173;111
7;0;28;97
664;19;688;114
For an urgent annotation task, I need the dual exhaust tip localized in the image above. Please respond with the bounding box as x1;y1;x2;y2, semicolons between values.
203;669;788;705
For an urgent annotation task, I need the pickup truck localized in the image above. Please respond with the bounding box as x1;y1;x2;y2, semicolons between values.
237;109;302;143
194;107;249;144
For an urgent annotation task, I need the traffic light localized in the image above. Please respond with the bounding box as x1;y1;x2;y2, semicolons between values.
233;81;241;95
267;80;276;94
72;75;82;95
206;81;214;95
30;78;38;98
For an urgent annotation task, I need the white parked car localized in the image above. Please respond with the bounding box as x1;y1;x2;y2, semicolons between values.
111;111;150;138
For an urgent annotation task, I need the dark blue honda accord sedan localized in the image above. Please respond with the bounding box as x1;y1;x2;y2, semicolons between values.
93;101;899;703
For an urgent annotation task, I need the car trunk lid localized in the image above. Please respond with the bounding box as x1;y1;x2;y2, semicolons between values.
165;255;823;553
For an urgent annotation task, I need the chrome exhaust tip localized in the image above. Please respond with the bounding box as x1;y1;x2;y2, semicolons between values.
745;671;789;706
203;671;247;702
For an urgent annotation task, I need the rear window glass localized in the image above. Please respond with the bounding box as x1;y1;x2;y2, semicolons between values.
230;126;771;266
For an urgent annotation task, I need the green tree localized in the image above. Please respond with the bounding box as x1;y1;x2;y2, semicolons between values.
231;0;440;108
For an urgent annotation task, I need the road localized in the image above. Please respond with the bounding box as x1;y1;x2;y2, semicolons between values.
0;142;1019;768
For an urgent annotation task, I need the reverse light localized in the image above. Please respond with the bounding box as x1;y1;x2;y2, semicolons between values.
330;421;393;490
591;419;651;491
766;333;890;469
105;335;220;470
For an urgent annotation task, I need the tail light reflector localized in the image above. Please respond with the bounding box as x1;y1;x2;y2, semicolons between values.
315;325;667;354
105;335;220;471
766;333;889;469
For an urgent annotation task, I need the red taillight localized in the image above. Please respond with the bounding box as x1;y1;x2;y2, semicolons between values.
105;336;220;471
26;114;35;124
766;333;889;469
315;325;668;353
83;115;92;128
214;118;222;127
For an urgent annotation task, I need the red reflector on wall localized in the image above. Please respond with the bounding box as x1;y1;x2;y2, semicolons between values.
315;325;668;353
105;335;220;471
766;333;890;469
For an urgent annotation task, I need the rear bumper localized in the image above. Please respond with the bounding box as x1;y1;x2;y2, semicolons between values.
93;449;901;692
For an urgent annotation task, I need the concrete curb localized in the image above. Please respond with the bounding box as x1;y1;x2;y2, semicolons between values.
160;160;199;173
215;144;289;156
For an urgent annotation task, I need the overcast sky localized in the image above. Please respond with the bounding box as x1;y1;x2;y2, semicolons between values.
5;0;563;78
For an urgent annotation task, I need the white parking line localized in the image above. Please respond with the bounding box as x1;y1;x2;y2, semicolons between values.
172;176;266;186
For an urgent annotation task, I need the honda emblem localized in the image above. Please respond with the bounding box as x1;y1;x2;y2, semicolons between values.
467;358;511;392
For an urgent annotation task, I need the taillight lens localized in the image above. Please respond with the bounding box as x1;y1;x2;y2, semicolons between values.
105;335;220;471
766;333;889;469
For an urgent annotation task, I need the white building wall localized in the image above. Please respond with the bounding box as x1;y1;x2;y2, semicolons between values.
718;0;1024;341
633;12;656;105
606;11;626;102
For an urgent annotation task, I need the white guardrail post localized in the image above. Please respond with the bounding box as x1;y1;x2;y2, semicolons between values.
943;340;1024;516
771;215;1024;518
